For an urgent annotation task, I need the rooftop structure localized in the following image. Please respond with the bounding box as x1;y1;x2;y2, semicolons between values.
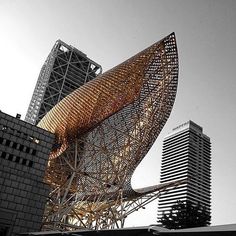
20;224;236;236
25;40;102;125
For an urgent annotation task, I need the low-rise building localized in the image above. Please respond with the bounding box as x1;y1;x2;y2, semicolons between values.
0;111;54;235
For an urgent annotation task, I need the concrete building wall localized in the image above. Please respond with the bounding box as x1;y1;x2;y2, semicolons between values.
0;111;54;235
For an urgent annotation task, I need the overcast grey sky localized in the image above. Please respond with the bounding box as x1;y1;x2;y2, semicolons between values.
0;0;235;227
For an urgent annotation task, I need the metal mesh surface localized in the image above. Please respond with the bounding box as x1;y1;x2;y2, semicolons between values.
39;33;179;230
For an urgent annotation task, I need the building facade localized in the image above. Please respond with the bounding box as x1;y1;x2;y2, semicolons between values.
157;121;211;223
25;40;102;125
0;111;54;235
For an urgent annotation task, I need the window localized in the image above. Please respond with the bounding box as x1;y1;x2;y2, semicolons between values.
22;159;27;165
5;140;10;146
1;152;6;158
28;160;33;167
19;145;24;151
8;154;13;161
32;149;37;156
25;147;30;153
15;156;20;163
12;142;17;149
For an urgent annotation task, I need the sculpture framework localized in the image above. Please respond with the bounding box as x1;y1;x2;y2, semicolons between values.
38;32;179;231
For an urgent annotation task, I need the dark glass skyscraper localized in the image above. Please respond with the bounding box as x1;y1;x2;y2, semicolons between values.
25;40;102;125
157;121;211;224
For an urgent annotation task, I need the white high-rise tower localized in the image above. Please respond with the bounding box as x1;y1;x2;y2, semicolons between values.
157;121;211;224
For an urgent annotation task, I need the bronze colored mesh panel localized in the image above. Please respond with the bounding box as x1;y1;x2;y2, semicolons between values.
38;33;177;160
40;32;178;196
41;33;179;230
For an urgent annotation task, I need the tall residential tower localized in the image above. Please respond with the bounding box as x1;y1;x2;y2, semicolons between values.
25;40;102;125
157;121;211;223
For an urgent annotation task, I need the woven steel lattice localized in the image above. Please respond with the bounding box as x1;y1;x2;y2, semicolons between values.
38;33;179;230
